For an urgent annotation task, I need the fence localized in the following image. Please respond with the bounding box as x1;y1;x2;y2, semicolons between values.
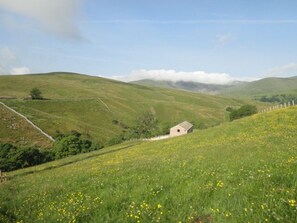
0;171;7;184
260;100;295;113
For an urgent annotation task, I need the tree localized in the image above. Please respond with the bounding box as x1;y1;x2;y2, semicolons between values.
30;87;43;100
53;131;100;159
0;143;53;171
229;105;257;121
130;111;157;138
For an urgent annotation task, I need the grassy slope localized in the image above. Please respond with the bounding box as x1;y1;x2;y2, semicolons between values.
0;72;257;144
0;104;53;148
221;76;297;98
1;107;296;223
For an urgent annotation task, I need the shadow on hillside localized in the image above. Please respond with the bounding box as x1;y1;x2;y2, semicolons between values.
10;144;138;179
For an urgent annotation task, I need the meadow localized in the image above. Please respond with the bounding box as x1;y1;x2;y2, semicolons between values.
0;106;296;223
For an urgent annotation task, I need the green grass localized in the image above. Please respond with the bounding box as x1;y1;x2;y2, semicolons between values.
0;103;53;148
1;106;296;223
0;72;263;145
221;76;297;98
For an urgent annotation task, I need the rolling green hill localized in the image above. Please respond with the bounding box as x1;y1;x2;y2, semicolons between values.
131;76;297;99
221;76;297;98
0;72;258;145
1;106;296;222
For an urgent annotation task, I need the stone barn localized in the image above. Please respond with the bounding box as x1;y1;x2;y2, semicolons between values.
170;121;193;137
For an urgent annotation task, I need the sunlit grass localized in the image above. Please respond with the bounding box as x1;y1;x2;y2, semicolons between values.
0;107;296;222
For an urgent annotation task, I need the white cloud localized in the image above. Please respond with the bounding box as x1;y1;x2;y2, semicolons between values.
215;33;233;46
0;47;31;75
113;69;235;85
264;63;297;77
10;67;31;75
0;0;84;39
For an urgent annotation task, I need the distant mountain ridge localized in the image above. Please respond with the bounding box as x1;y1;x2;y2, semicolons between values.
130;79;246;94
131;76;297;97
221;76;297;97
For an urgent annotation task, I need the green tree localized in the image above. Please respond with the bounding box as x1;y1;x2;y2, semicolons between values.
53;131;101;159
230;105;257;121
0;143;53;171
130;111;157;138
30;87;43;100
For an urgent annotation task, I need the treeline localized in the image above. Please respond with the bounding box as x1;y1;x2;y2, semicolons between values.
226;105;258;121
257;94;297;103
0;144;53;172
0;131;103;172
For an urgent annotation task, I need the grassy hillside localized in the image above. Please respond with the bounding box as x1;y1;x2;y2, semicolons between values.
0;72;257;145
221;76;297;98
132;76;297;99
1;106;296;223
0;103;53;148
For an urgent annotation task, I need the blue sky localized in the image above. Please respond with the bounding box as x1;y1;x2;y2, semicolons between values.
1;0;297;84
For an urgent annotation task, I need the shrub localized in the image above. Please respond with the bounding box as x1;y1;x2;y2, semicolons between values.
53;131;102;159
226;106;234;112
30;87;43;100
130;111;157;138
107;135;125;146
230;105;258;121
0;143;53;171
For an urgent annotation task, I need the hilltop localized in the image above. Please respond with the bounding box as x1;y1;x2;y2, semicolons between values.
0;72;257;146
221;76;297;98
130;79;243;94
131;76;297;99
1;106;296;222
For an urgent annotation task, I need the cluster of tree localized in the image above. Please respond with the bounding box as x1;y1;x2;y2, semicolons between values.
227;105;258;121
257;94;297;103
0;131;104;172
0;144;53;171
53;130;103;158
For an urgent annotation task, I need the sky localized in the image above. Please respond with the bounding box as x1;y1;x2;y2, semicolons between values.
1;0;297;84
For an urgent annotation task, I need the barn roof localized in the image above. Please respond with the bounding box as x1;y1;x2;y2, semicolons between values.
176;121;193;130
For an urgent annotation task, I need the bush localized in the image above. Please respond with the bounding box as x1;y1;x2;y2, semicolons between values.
0;143;53;171
130;111;157;138
229;105;258;121
53;131;102;159
226;106;234;112
30;87;43;100
107;135;125;146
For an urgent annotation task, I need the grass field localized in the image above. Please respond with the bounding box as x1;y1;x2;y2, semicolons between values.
0;72;262;145
0;103;53;148
1;106;296;223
